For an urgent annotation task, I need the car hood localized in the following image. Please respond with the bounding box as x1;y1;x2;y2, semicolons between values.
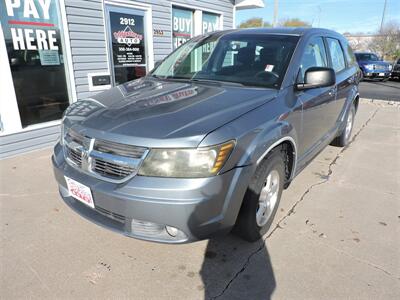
64;77;277;148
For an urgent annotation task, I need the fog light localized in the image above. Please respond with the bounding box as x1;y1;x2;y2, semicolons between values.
165;225;179;237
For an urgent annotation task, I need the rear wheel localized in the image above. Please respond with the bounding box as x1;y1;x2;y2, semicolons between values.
331;104;355;147
233;147;285;242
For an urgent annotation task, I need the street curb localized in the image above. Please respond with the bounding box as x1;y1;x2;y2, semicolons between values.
360;98;400;108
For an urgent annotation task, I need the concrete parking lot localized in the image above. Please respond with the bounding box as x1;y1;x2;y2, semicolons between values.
1;99;399;299
360;79;400;102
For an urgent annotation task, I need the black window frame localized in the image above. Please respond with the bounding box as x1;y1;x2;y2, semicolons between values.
340;39;357;67
297;35;329;83
325;37;348;74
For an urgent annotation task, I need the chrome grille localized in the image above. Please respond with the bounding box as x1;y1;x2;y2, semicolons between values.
93;159;135;179
64;130;89;167
63;129;148;182
66;147;82;167
94;139;147;158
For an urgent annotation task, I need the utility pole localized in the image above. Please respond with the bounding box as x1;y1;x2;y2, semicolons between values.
380;0;387;32
273;0;278;27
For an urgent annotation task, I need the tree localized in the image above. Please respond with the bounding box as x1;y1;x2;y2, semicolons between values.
368;21;400;61
279;18;311;27
239;18;271;28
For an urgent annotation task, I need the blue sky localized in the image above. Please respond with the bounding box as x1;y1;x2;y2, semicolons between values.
236;0;400;34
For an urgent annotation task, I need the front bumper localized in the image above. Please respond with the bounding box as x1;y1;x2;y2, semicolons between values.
52;143;252;243
363;70;391;78
391;70;400;77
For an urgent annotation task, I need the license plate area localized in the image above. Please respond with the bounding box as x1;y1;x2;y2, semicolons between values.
65;176;95;209
379;72;385;76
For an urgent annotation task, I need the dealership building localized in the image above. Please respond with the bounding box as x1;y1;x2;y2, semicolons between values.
0;0;263;158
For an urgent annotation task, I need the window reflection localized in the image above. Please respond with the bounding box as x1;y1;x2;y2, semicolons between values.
1;0;70;128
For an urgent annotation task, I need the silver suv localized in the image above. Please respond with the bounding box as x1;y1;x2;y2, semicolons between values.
52;28;359;243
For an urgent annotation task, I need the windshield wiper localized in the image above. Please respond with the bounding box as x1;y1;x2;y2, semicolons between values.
189;78;245;87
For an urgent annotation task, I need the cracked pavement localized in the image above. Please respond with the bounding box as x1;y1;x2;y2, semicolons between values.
1;100;399;299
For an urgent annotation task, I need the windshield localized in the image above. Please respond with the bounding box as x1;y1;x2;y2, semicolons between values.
151;33;299;89
355;53;379;61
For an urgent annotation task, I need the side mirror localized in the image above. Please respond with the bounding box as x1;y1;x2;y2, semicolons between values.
296;67;336;90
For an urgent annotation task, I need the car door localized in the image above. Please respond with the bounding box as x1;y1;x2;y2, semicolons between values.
326;37;355;127
296;36;336;157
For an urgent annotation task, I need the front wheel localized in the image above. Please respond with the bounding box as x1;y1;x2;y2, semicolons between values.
331;104;355;147
233;147;285;242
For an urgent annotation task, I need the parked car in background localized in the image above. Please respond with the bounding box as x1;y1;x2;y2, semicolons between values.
390;58;400;81
52;28;359;244
355;52;392;81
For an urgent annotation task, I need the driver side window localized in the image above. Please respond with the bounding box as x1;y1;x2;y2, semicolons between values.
298;37;328;82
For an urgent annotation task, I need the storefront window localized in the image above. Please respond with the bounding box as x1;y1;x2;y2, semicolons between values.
202;12;220;34
0;0;70;128
172;7;193;50
106;7;147;85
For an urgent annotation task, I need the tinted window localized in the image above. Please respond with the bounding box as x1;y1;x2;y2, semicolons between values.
153;34;299;89
298;37;327;82
327;38;346;73
355;53;379;61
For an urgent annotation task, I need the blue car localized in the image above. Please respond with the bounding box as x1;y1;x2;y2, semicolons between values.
355;52;392;81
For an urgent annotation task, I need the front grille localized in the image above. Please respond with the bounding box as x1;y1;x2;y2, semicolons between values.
96;206;126;223
63;129;148;182
373;64;388;70
64;129;89;167
68;129;89;146
94;139;147;158
93;159;135;179
66;147;82;167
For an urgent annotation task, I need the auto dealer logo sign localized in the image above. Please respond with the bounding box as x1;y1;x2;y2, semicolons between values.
113;26;143;46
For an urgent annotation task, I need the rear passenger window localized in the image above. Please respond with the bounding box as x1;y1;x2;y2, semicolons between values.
341;39;357;66
327;38;346;73
298;37;327;82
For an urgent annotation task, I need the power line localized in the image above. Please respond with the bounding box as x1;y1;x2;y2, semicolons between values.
380;0;387;32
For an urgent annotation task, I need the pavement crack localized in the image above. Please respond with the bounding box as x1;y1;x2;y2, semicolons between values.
306;234;397;279
211;108;380;299
274;107;379;231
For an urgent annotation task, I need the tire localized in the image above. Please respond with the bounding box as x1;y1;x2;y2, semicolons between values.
233;147;285;242
359;69;364;81
331;104;356;147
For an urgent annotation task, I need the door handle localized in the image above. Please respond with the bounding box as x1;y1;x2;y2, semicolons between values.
347;76;355;84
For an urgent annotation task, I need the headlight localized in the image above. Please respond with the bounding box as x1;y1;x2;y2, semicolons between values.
388;64;393;71
364;64;374;69
138;141;235;178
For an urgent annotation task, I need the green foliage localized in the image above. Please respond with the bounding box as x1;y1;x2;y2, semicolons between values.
238;18;272;28
279;18;311;27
